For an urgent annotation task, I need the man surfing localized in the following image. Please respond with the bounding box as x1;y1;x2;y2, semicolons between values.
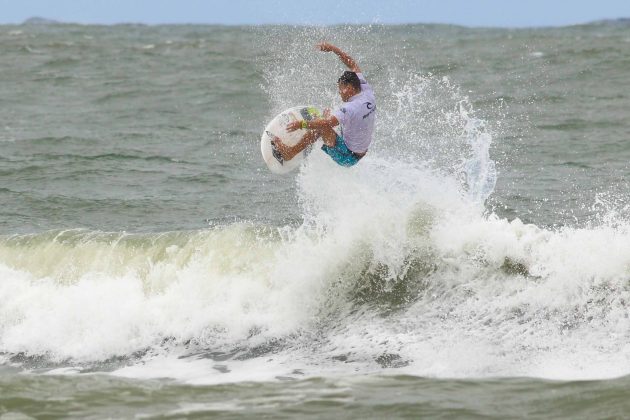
272;42;376;167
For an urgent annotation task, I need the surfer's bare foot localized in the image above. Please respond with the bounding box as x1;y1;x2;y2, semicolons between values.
272;136;295;160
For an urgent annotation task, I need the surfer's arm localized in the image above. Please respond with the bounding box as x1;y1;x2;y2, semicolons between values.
317;43;361;73
287;116;339;132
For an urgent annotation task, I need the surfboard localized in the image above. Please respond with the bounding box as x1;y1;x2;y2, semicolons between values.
260;106;325;174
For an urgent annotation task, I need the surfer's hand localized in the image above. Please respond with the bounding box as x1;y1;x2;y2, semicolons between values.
317;42;336;52
287;120;302;132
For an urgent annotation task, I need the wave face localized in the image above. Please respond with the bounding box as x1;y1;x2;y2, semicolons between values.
2;23;630;388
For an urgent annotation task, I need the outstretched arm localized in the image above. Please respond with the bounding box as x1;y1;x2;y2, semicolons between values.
317;42;361;73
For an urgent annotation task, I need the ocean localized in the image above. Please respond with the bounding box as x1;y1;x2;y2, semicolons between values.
1;21;630;418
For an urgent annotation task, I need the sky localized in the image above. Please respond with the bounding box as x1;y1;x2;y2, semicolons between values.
2;0;630;27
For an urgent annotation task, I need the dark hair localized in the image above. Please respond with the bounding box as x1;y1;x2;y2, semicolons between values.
338;71;361;91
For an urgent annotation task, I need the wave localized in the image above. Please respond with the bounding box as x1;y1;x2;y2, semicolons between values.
0;149;463;365
2;152;630;382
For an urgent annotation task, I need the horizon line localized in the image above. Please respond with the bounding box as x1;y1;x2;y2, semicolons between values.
5;16;630;30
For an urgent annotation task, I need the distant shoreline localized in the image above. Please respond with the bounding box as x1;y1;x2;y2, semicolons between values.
4;16;630;29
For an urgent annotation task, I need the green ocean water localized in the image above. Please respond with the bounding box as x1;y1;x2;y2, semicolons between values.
1;21;630;418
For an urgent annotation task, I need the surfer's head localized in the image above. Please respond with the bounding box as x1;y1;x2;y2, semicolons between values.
338;71;361;101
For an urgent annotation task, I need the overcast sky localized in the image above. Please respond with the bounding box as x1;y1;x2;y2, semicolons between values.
2;0;630;27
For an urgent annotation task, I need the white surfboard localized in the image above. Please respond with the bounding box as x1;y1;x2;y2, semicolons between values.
260;106;328;174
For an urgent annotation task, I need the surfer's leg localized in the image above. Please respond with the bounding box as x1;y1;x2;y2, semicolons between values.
273;124;338;160
273;130;319;161
318;126;338;148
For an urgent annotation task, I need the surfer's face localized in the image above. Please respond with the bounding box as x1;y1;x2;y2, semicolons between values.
338;83;356;102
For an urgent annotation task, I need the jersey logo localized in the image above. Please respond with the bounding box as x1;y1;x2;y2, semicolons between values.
362;103;376;119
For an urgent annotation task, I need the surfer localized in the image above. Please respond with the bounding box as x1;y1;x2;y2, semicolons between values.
272;42;376;167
